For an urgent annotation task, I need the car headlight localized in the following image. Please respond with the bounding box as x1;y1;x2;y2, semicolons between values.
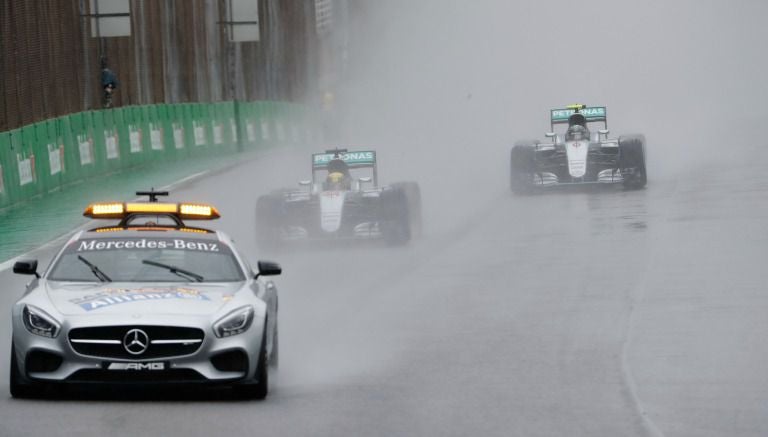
213;306;254;338
22;305;61;338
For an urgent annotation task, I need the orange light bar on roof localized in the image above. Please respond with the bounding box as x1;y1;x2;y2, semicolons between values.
84;202;220;220
126;203;177;213
179;203;220;220
84;203;125;219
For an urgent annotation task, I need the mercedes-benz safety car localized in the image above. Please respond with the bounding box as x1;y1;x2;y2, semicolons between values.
256;148;421;246
9;190;281;399
509;105;647;192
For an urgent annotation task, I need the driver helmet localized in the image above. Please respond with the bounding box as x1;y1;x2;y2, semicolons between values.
326;171;347;190
566;125;589;141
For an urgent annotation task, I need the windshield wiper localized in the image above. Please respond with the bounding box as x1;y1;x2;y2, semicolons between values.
77;255;112;282
142;259;204;282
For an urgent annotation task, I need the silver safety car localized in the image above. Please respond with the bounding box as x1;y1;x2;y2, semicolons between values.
9;190;281;399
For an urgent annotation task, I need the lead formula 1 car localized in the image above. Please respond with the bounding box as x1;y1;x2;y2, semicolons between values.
256;149;421;246
510;105;647;192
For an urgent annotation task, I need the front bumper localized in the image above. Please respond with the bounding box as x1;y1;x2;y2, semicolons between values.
531;168;624;187
279;222;383;241
12;314;265;385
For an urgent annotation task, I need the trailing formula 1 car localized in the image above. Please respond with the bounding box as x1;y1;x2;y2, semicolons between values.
510;105;647;192
256;149;421;246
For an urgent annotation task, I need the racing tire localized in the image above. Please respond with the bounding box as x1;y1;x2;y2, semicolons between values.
233;332;269;400
391;181;422;238
10;343;44;399
619;135;647;190
510;143;537;194
255;194;282;251
381;187;411;245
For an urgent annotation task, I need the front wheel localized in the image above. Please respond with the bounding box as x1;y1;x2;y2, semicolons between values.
510;143;537;194
390;182;422;238
233;334;269;400
380;188;411;245
619;135;647;189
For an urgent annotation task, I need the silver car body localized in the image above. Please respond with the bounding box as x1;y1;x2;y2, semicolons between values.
10;224;278;396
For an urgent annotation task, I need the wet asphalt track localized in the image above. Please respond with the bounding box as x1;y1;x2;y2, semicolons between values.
1;150;767;437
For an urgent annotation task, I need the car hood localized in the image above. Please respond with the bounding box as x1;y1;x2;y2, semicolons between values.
44;281;244;316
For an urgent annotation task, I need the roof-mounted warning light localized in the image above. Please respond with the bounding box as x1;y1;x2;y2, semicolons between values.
136;188;169;203
566;104;587;113
84;202;220;220
324;147;348;157
84;189;219;221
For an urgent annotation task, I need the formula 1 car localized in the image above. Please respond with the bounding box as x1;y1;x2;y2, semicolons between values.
510;105;647;192
10;190;281;399
256;149;421;246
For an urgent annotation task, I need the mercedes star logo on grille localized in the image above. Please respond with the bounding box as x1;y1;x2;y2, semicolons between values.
123;329;149;355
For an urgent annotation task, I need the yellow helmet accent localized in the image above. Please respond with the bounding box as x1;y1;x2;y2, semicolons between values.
328;172;344;183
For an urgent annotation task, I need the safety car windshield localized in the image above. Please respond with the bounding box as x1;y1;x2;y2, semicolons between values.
47;237;245;282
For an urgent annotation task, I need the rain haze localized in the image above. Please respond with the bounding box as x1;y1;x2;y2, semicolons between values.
1;1;768;436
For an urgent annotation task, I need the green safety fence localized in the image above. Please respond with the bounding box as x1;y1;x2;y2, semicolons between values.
0;101;314;210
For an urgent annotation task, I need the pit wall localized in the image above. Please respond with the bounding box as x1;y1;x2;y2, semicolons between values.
0;101;313;209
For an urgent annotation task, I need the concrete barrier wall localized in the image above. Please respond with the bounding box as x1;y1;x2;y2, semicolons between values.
0;101;314;209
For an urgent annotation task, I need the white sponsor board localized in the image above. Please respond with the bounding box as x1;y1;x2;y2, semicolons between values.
276;121;286;141
105;131;119;159
78;135;93;165
48;144;62;175
150;124;163;150
246;122;256;142
129;127;142;153
213;124;223;145
0;165;4;193
173;125;184;149
230;119;238;143
194;122;206;146
261;120;270;140
18;157;33;186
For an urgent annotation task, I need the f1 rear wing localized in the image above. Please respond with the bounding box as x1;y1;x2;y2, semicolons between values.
550;106;607;130
312;150;377;169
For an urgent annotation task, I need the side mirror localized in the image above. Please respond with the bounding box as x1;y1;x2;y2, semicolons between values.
255;260;282;279
298;180;311;186
545;132;556;139
13;260;40;278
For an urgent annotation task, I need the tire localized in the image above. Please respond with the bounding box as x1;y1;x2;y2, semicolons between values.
380;188;411;245
233;331;269;400
269;325;279;369
10;343;43;399
255;194;281;250
618;135;647;189
510;142;537;194
390;182;422;238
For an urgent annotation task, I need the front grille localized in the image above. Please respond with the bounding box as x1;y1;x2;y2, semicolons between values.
67;368;206;383
69;325;204;359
